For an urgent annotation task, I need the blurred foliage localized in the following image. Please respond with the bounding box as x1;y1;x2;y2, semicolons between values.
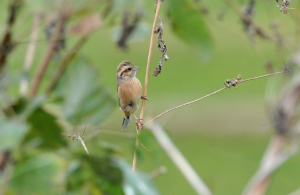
0;0;299;194
9;153;63;195
55;58;116;125
0;118;28;151
167;0;213;59
26;107;67;149
67;155;124;195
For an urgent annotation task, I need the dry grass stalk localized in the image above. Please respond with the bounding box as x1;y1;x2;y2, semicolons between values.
148;122;212;195
132;0;162;171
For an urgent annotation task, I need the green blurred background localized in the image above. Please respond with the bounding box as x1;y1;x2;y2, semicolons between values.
1;0;300;194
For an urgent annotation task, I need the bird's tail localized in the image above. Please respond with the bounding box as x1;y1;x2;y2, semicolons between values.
122;115;131;130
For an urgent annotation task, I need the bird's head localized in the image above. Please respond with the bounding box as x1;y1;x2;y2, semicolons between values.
117;61;140;80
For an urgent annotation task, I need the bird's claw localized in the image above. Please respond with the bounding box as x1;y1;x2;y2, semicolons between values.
135;118;144;128
141;95;148;101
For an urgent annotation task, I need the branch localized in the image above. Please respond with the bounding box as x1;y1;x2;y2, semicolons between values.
143;68;289;127
148;166;167;179
0;0;22;74
78;137;89;154
132;0;162;171
144;87;227;127
289;188;300;195
242;134;290;195
149;122;212;195
29;14;67;98
68;126;90;154
223;0;272;40
243;64;299;194
140;0;162;125
19;13;41;97
45;35;89;94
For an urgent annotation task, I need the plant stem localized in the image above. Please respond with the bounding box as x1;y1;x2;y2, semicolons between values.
149;122;212;195
19;13;41;96
144;87;227;126
45;35;89;94
140;0;162;124
242;134;286;195
144;69;288;127
240;70;286;83
29;15;67;98
0;0;22;74
78;137;89;154
132;0;162;172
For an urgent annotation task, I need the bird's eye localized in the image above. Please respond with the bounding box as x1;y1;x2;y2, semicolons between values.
123;64;127;66
127;68;132;71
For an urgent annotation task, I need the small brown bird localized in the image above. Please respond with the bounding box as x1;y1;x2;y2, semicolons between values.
117;61;142;130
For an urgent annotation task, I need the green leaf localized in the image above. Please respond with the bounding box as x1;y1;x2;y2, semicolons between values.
167;0;213;58
0;118;29;150
26;107;67;149
67;155;124;195
9;153;63;195
55;58;116;125
114;159;159;195
11;96;48;119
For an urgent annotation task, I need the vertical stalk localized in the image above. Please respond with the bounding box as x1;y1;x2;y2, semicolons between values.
132;0;162;171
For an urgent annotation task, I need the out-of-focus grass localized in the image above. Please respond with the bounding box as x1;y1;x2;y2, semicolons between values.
95;132;300;195
1;0;300;194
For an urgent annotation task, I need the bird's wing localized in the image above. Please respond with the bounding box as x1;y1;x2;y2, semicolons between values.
117;84;121;107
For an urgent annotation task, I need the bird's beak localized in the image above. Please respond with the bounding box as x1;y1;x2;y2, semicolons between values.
133;66;140;71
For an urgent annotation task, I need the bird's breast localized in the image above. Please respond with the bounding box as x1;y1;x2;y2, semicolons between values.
118;78;142;108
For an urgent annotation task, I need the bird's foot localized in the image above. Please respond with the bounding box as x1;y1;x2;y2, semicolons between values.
135;118;144;129
141;95;148;101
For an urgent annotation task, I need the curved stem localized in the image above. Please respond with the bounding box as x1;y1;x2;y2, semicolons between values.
143;69;288;127
144;87;227;127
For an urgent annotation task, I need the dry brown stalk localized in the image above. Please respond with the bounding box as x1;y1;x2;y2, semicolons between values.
68;126;90;154
132;0;162;171
149;122;212;195
243;65;298;195
224;0;271;40
45;35;89;94
143;69;288;127
139;0;162;125
19;14;41;96
0;0;22;74
148;166;167;179
29;14;67;98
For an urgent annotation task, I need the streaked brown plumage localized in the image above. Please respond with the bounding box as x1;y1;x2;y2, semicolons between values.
117;61;142;130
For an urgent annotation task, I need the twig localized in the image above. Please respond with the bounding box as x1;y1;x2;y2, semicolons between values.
242;134;289;195
0;151;10;172
132;0;162;171
149;122;212;195
243;65;298;195
224;0;271;40
19;13;41;97
143;69;289;127
289;188;300;195
77;137;89;154
45;35;89;94
29;14;67;98
0;0;22;74
68;125;90;154
148;166;167;179
240;70;288;83
144;87;227;127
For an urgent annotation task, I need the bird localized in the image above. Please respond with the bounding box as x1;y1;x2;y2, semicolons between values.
117;60;144;130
